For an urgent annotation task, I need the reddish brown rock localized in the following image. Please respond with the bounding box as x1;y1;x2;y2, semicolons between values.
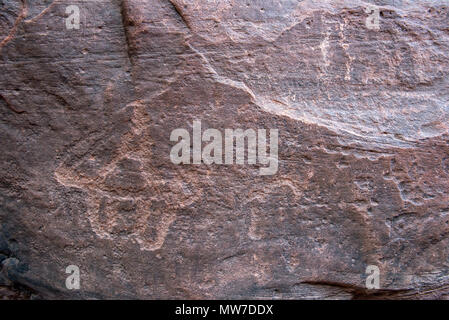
1;0;449;299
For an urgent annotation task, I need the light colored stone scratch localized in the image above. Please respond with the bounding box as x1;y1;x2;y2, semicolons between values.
0;0;28;52
187;42;256;101
24;0;59;24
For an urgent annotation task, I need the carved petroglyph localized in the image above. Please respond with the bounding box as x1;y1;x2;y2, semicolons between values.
55;101;201;251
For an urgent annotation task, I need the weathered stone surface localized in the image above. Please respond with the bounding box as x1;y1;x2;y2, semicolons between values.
1;0;449;299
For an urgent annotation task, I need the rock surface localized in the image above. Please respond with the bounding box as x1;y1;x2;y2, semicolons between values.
1;0;449;299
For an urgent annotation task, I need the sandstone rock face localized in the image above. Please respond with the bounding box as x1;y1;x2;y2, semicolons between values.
1;0;449;299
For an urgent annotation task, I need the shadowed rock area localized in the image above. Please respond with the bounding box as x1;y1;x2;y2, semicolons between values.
1;0;449;299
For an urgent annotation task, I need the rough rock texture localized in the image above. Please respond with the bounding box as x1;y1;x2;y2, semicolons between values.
1;0;449;299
